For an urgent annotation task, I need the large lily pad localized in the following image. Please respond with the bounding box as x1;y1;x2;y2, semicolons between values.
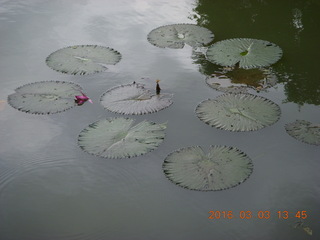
46;45;121;75
196;93;281;131
78;117;167;158
147;24;214;49
206;38;283;69
163;145;253;191
206;67;278;93
285;120;320;145
100;82;173;115
7;81;85;114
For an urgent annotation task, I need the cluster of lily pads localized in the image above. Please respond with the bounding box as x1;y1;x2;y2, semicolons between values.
7;23;320;193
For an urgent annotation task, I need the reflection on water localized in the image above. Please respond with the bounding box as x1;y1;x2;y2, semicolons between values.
192;0;320;106
0;0;319;239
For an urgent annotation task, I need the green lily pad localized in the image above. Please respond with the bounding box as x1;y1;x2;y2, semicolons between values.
78;117;167;159
100;82;173;115
196;93;281;131
285;120;320;145
206;38;283;69
46;45;121;75
163;145;253;191
206;67;278;93
147;23;214;49
7;81;84;114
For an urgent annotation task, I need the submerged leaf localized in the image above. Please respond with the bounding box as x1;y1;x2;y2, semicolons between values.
147;23;214;49
100;82;173;115
206;67;278;93
163;145;253;191
206;38;283;69
46;45;121;75
7;81;86;114
196;93;281;131
285;120;320;145
78;117;167;158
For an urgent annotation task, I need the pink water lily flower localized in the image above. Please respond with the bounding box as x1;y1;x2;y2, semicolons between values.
75;91;93;105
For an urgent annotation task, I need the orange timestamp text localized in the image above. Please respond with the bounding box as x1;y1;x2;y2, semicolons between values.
208;210;308;220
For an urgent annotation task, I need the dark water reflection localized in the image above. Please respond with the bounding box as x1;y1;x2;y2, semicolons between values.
192;0;320;105
0;0;319;240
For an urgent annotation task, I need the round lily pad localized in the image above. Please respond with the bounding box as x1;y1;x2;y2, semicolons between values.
206;38;283;69
163;145;253;191
206;67;278;93
46;45;121;75
285;120;320;145
196;93;281;131
147;23;214;49
100;82;173;115
7;81;84;114
78;117;167;159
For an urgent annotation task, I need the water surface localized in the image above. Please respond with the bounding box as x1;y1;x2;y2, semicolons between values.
0;0;319;239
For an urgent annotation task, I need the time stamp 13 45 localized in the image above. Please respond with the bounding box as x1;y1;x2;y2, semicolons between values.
208;210;308;220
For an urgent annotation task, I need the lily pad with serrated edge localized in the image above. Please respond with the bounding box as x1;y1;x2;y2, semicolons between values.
285;120;320;146
196;93;281;131
206;67;278;93
78;117;167;159
100;82;173;115
206;38;283;69
163;145;253;191
147;23;214;49
7;81;84;114
46;45;121;75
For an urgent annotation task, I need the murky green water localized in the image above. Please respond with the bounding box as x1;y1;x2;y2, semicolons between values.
0;0;319;239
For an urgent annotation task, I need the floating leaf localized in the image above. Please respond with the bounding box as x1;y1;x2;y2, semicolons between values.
46;45;121;75
285;120;320;145
163;145;253;191
196;93;281;131
100;82;173;115
294;221;312;236
147;24;214;49
206;38;283;69
78;117;167;158
7;81;87;114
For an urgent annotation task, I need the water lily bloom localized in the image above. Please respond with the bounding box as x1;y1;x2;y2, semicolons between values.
75;91;93;105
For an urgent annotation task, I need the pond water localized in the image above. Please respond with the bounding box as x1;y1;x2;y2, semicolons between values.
0;0;319;239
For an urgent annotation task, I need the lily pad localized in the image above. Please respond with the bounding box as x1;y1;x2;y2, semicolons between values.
196;93;281;131
7;81;85;114
78;117;167;158
206;67;278;93
285;120;320;145
100;82;173;115
46;45;121;75
147;24;214;49
163;145;253;191
206;38;283;69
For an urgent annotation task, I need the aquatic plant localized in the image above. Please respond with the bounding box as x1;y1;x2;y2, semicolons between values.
78;117;167;158
206;38;283;69
285;120;320;145
163;145;253;191
46;45;121;75
75;91;93;106
206;67;278;93
196;93;281;131
100;82;173;115
147;23;214;49
7;81;89;114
